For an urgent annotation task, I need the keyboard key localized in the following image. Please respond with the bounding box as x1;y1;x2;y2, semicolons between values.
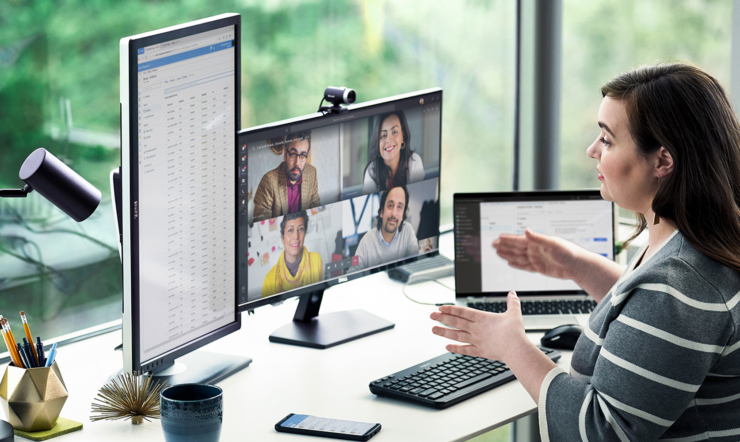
429;392;444;400
454;373;493;389
410;388;423;394
418;388;438;397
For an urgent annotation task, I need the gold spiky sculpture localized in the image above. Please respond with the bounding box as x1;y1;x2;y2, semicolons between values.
90;372;169;425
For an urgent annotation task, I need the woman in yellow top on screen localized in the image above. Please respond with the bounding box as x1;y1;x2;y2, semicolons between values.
262;210;323;298
363;110;425;194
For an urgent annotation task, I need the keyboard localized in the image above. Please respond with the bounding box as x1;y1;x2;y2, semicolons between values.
469;299;597;315
369;347;561;409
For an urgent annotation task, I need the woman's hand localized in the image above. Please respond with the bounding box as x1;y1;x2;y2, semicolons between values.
492;228;584;281
430;291;529;362
423;238;433;253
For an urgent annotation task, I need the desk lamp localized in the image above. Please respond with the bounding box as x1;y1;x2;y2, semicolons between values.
0;148;101;221
0;148;100;432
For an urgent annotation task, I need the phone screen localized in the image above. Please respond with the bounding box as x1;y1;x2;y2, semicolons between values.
281;414;376;436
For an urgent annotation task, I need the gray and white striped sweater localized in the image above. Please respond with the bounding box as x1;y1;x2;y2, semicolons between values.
539;230;740;441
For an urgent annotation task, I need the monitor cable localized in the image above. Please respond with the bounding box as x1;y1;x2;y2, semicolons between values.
402;277;456;307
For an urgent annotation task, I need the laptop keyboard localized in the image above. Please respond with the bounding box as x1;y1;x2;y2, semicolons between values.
369;347;561;409
469;299;597;315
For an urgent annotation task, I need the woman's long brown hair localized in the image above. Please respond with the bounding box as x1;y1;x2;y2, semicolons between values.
365;111;413;191
602;63;740;271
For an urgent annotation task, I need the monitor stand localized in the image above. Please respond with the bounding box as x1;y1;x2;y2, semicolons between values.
109;351;252;386
269;290;395;349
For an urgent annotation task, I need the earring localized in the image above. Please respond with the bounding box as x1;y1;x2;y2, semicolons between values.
653;175;661;225
401;142;405;149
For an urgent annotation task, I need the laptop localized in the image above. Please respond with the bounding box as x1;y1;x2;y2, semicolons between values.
453;190;615;331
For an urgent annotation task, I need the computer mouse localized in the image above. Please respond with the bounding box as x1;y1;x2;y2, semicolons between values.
540;324;584;350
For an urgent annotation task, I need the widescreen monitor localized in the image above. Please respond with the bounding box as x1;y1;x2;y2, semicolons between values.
120;13;250;384
238;88;442;348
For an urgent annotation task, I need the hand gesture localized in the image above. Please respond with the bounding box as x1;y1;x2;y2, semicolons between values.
423;238;433;253
431;291;528;362
492;228;583;281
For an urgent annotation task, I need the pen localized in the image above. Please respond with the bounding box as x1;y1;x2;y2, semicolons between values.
20;311;39;366
44;343;57;367
1;319;23;368
22;338;36;368
16;343;30;368
36;337;46;367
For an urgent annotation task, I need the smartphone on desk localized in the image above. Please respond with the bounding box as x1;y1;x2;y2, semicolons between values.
275;413;381;441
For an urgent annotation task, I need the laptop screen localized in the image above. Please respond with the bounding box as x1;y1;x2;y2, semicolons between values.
454;191;614;297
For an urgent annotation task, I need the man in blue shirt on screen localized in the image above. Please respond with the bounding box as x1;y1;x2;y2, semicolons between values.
355;185;420;270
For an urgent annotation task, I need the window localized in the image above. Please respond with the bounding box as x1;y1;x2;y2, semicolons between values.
0;0;514;340
560;0;732;190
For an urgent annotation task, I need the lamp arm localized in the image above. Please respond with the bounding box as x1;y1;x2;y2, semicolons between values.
0;184;33;198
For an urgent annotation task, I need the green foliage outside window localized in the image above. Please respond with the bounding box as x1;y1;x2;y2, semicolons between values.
0;0;515;340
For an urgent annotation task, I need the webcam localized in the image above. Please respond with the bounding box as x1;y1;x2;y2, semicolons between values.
318;87;356;114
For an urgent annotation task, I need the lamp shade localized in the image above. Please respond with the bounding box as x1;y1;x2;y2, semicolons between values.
19;148;101;222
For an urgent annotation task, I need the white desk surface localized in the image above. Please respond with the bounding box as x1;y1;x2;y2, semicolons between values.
1;233;572;442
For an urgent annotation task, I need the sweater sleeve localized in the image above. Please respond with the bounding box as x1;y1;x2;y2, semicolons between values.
539;259;734;442
408;152;425;184
363;166;379;194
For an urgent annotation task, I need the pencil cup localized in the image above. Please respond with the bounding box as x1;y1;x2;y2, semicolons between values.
0;361;68;432
160;384;222;442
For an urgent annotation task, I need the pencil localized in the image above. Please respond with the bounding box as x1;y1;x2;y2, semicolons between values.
4;319;22;367
0;319;16;365
20;311;39;366
1;319;23;368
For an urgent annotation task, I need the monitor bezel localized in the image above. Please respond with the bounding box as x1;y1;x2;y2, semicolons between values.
238;88;443;312
121;13;242;374
452;189;615;297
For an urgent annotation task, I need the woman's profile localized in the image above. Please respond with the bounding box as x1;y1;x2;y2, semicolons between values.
363;111;425;194
262;211;323;298
431;63;740;441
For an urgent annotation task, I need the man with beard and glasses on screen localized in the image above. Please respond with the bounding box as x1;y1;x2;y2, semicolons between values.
355;185;420;270
253;130;321;221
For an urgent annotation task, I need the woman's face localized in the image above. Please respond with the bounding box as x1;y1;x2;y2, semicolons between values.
586;97;657;213
282;217;306;261
379;114;404;165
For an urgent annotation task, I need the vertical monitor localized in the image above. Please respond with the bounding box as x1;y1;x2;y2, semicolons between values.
120;13;243;376
237;89;442;312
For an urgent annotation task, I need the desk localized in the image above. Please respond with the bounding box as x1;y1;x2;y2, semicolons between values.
0;233;572;441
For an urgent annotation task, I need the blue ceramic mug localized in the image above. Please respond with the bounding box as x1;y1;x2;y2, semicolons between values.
160;384;223;442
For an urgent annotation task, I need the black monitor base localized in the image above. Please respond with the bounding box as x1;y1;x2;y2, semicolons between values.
269;291;395;349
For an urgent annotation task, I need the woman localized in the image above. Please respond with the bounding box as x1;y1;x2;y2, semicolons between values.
262;210;323;297
431;64;740;441
363;111;425;194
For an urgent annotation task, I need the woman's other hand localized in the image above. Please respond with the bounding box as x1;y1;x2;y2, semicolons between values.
430;291;529;362
492;228;584;281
